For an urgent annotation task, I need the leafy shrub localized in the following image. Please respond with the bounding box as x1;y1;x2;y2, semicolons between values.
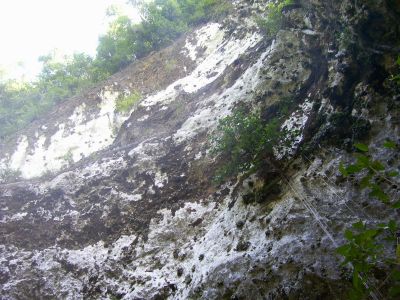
337;141;400;299
337;220;399;299
211;109;281;183
0;51;109;140
257;0;294;37
0;0;231;139
178;0;232;25
390;55;400;85
337;27;354;50
115;91;141;113
96;15;139;74
339;142;398;203
96;0;231;73
164;59;178;72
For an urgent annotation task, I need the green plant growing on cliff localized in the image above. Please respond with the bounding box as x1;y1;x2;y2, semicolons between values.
0;0;231;140
95;15;137;74
256;0;294;37
164;59;178;72
96;0;232;72
337;220;399;299
390;55;400;85
337;141;400;299
0;51;108;140
115;91;141;113
211;108;281;183
337;27;354;51
339;142;398;203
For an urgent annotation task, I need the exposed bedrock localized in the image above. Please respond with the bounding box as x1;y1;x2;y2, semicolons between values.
1;0;399;299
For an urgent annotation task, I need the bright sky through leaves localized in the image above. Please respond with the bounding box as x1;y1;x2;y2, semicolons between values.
0;0;139;80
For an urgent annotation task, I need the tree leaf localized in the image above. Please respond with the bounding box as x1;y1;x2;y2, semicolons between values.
336;244;350;256
383;140;396;149
346;164;363;174
352;270;362;290
387;220;397;232
392;270;400;281
370;160;385;171
392;201;400;209
355;154;369;167
339;162;348;177
389;285;400;297
388;171;399;177
344;229;354;240
352;221;364;230
369;186;389;203
360;175;372;189
354;143;369;152
364;229;380;239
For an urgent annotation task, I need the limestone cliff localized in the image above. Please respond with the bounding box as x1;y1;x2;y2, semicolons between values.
1;0;399;299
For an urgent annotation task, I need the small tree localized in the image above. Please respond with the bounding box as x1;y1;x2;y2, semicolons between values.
211;109;281;183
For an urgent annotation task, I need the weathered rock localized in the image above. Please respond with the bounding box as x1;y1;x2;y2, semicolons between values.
1;0;399;299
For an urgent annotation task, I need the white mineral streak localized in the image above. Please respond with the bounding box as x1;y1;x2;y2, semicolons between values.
121;166;344;299
275;99;313;159
41;156;127;195
173;42;275;144
68;103;86;125
141;25;262;108
118;191;142;203
183;23;225;61
154;171;168;188
1;1;395;298
0;212;27;223
12;235;138;299
1;88;132;179
0;22;258;180
9;136;28;170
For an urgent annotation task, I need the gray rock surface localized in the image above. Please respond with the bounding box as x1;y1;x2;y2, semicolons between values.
1;0;399;299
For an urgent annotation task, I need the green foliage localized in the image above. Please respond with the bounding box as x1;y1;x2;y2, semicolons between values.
37;52;105;100
257;0;294;37
337;141;400;299
390;55;400;85
337;27;354;51
115;91;141;113
211;109;281;183
354;143;369;152
0;51;108;139
164;59;178;72
0;0;231;139
176;0;232;25
96;15;138;74
0;80;38;137
384;139;397;150
338;141;398;203
139;0;188;50
337;221;384;299
96;0;231;73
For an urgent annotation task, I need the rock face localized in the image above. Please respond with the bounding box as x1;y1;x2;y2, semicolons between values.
1;0;399;299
